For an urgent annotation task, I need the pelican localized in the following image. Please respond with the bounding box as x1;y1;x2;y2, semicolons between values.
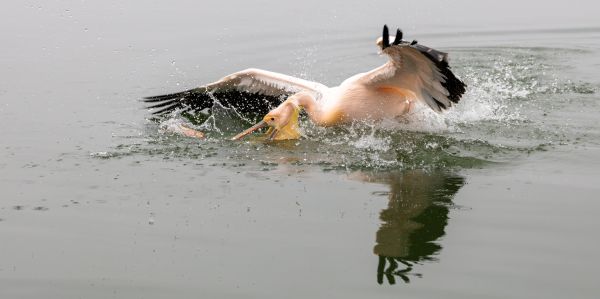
144;25;466;141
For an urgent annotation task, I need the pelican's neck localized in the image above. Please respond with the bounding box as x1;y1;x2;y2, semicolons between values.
290;92;327;125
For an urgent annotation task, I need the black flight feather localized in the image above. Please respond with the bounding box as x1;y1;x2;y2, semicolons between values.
143;88;284;117
382;25;390;49
392;29;403;45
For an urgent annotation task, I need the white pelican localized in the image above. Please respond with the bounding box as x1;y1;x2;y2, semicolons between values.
144;25;466;141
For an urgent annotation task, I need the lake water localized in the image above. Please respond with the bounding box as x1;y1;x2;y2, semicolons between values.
1;1;600;298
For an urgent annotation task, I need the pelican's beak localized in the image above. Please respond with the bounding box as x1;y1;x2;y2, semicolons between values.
231;120;268;141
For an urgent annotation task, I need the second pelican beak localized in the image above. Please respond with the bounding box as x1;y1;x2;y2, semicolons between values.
231;120;267;141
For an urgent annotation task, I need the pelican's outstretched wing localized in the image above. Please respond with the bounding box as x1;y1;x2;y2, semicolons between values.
361;26;466;112
144;68;326;116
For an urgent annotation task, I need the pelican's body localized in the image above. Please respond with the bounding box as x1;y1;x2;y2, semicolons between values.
315;76;415;126
144;26;466;140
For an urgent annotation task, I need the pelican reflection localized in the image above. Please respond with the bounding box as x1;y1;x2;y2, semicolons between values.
352;170;465;284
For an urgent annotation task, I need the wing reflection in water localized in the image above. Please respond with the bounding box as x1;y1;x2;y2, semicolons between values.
352;170;465;285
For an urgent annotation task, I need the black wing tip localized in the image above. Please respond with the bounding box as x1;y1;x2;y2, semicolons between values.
440;69;466;105
141;88;205;116
417;48;467;105
142;88;285;117
382;25;404;47
439;63;467;104
142;89;194;102
145;99;180;109
392;29;403;45
382;25;390;49
151;102;182;115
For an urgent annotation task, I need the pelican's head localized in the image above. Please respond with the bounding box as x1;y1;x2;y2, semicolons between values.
231;100;301;141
